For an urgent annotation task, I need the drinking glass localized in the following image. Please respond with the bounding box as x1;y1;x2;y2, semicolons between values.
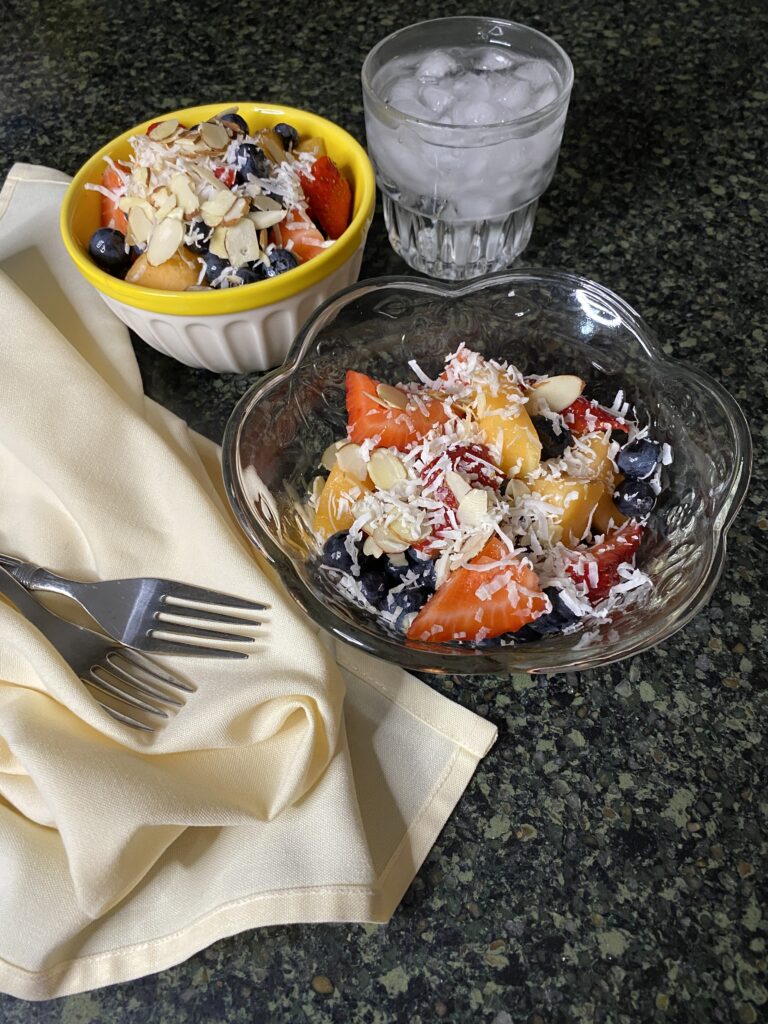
361;16;574;280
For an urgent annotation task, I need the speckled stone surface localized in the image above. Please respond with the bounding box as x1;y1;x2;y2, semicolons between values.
0;0;766;1021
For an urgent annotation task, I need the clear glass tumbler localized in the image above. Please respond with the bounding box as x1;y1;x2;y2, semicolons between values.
361;16;574;280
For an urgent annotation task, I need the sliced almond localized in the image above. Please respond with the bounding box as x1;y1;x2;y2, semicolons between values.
335;443;368;482
127;205;154;245
505;478;531;501
193;165;229;191
150;186;172;207
208;226;229;259
445;470;471;503
146;217;184;266
224;217;261;267
320;440;348;471
363;390;388;409
528;375;585;414
148;119;180;142
258;228;268;251
367;450;407;491
457;488;488;527
251;194;283;212
388;514;425;544
155;194;178;222
119;196;154;214
460;525;494;561
370;526;409;554
248;209;287;230
170;173;200;217
363;537;384;559
221;196;250;227
200;190;238;227
388;552;408;568
200;121;229;151
376;383;408;410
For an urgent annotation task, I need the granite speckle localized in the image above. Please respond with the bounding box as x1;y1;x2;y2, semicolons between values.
1;0;767;1021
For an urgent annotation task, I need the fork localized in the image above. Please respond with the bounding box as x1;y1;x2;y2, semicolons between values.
0;554;268;658
0;565;192;731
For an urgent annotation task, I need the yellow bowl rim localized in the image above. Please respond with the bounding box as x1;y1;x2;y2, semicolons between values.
60;102;376;316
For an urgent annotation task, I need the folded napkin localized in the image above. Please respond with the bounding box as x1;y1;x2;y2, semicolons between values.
0;165;497;1001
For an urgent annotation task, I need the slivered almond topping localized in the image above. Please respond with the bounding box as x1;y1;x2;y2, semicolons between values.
368;450;407;491
388;515;424;544
200;190;238;227
528;375;585;414
155;194;178;222
460;525;494;561
251;194;283;212
376;383;408;410
363;537;384;559
370;526;410;554
505;478;531;501
200;121;229;150
224;217;261;266
248;209;287;229
320;440;348;471
148;119;179;141
170;173;200;216
445;470;471;502
457;488;488;527
146;217;184;266
119;196;154;214
221;196;250;227
193;165;229;191
127;205;154;245
208;226;229;259
363;390;389;409
335;443;368;482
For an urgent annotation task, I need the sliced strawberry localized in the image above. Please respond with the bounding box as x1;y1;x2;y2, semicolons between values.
565;522;644;602
407;536;547;644
270;207;327;263
214;166;236;188
298;156;352;239
345;370;451;450
100;164;128;234
562;396;627;437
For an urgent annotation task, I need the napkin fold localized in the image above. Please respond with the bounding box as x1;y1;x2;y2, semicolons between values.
0;165;497;1000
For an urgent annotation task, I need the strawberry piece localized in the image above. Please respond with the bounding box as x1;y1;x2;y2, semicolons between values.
562;396;627;437
345;370;451;450
565;522;644;602
99;164;128;234
407;536;547;644
270;207;327;263
214;166;236;188
298;156;352;239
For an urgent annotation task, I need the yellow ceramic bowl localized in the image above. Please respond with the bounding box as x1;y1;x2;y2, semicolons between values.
60;102;376;371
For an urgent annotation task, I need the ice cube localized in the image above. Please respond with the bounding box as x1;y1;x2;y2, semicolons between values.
387;77;430;119
495;76;532;117
416;49;459;81
514;60;555;91
451;99;499;126
472;46;515;71
531;82;559;111
419;83;454;116
452;71;492;103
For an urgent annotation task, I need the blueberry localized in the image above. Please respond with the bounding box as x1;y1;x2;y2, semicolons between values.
507;624;541;644
202;251;231;285
234;143;271;184
614;478;656;517
264;247;299;277
358;567;390;608
273;122;299;150
385;586;429;629
529;586;580;636
187;219;212;253
220;112;249;134
88;228;131;278
405;549;437;594
532;415;573;460
616;438;661;479
322;531;357;573
233;265;264;286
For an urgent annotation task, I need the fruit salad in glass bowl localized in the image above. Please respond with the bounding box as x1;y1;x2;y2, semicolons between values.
307;346;673;646
222;271;751;675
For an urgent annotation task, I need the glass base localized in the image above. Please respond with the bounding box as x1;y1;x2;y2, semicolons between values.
381;195;539;281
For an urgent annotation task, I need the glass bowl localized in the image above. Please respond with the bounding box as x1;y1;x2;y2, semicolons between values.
222;271;751;674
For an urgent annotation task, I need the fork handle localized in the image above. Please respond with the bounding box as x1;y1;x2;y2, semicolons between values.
0;554;77;599
0;565;76;656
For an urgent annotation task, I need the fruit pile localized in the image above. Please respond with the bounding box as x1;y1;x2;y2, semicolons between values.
307;347;672;646
85;108;353;291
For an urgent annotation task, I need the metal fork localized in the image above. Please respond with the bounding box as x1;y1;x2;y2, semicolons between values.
0;565;192;731
0;554;268;658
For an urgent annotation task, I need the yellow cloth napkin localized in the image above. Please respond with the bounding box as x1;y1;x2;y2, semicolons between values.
0;165;497;1000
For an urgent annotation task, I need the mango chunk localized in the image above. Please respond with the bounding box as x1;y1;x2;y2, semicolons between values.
477;382;541;477
592;489;628;535
529;477;604;547
313;463;372;540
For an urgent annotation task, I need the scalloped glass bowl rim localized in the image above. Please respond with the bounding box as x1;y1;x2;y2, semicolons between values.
222;269;752;675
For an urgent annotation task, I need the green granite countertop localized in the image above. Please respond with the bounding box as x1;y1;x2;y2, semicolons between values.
0;0;766;1021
